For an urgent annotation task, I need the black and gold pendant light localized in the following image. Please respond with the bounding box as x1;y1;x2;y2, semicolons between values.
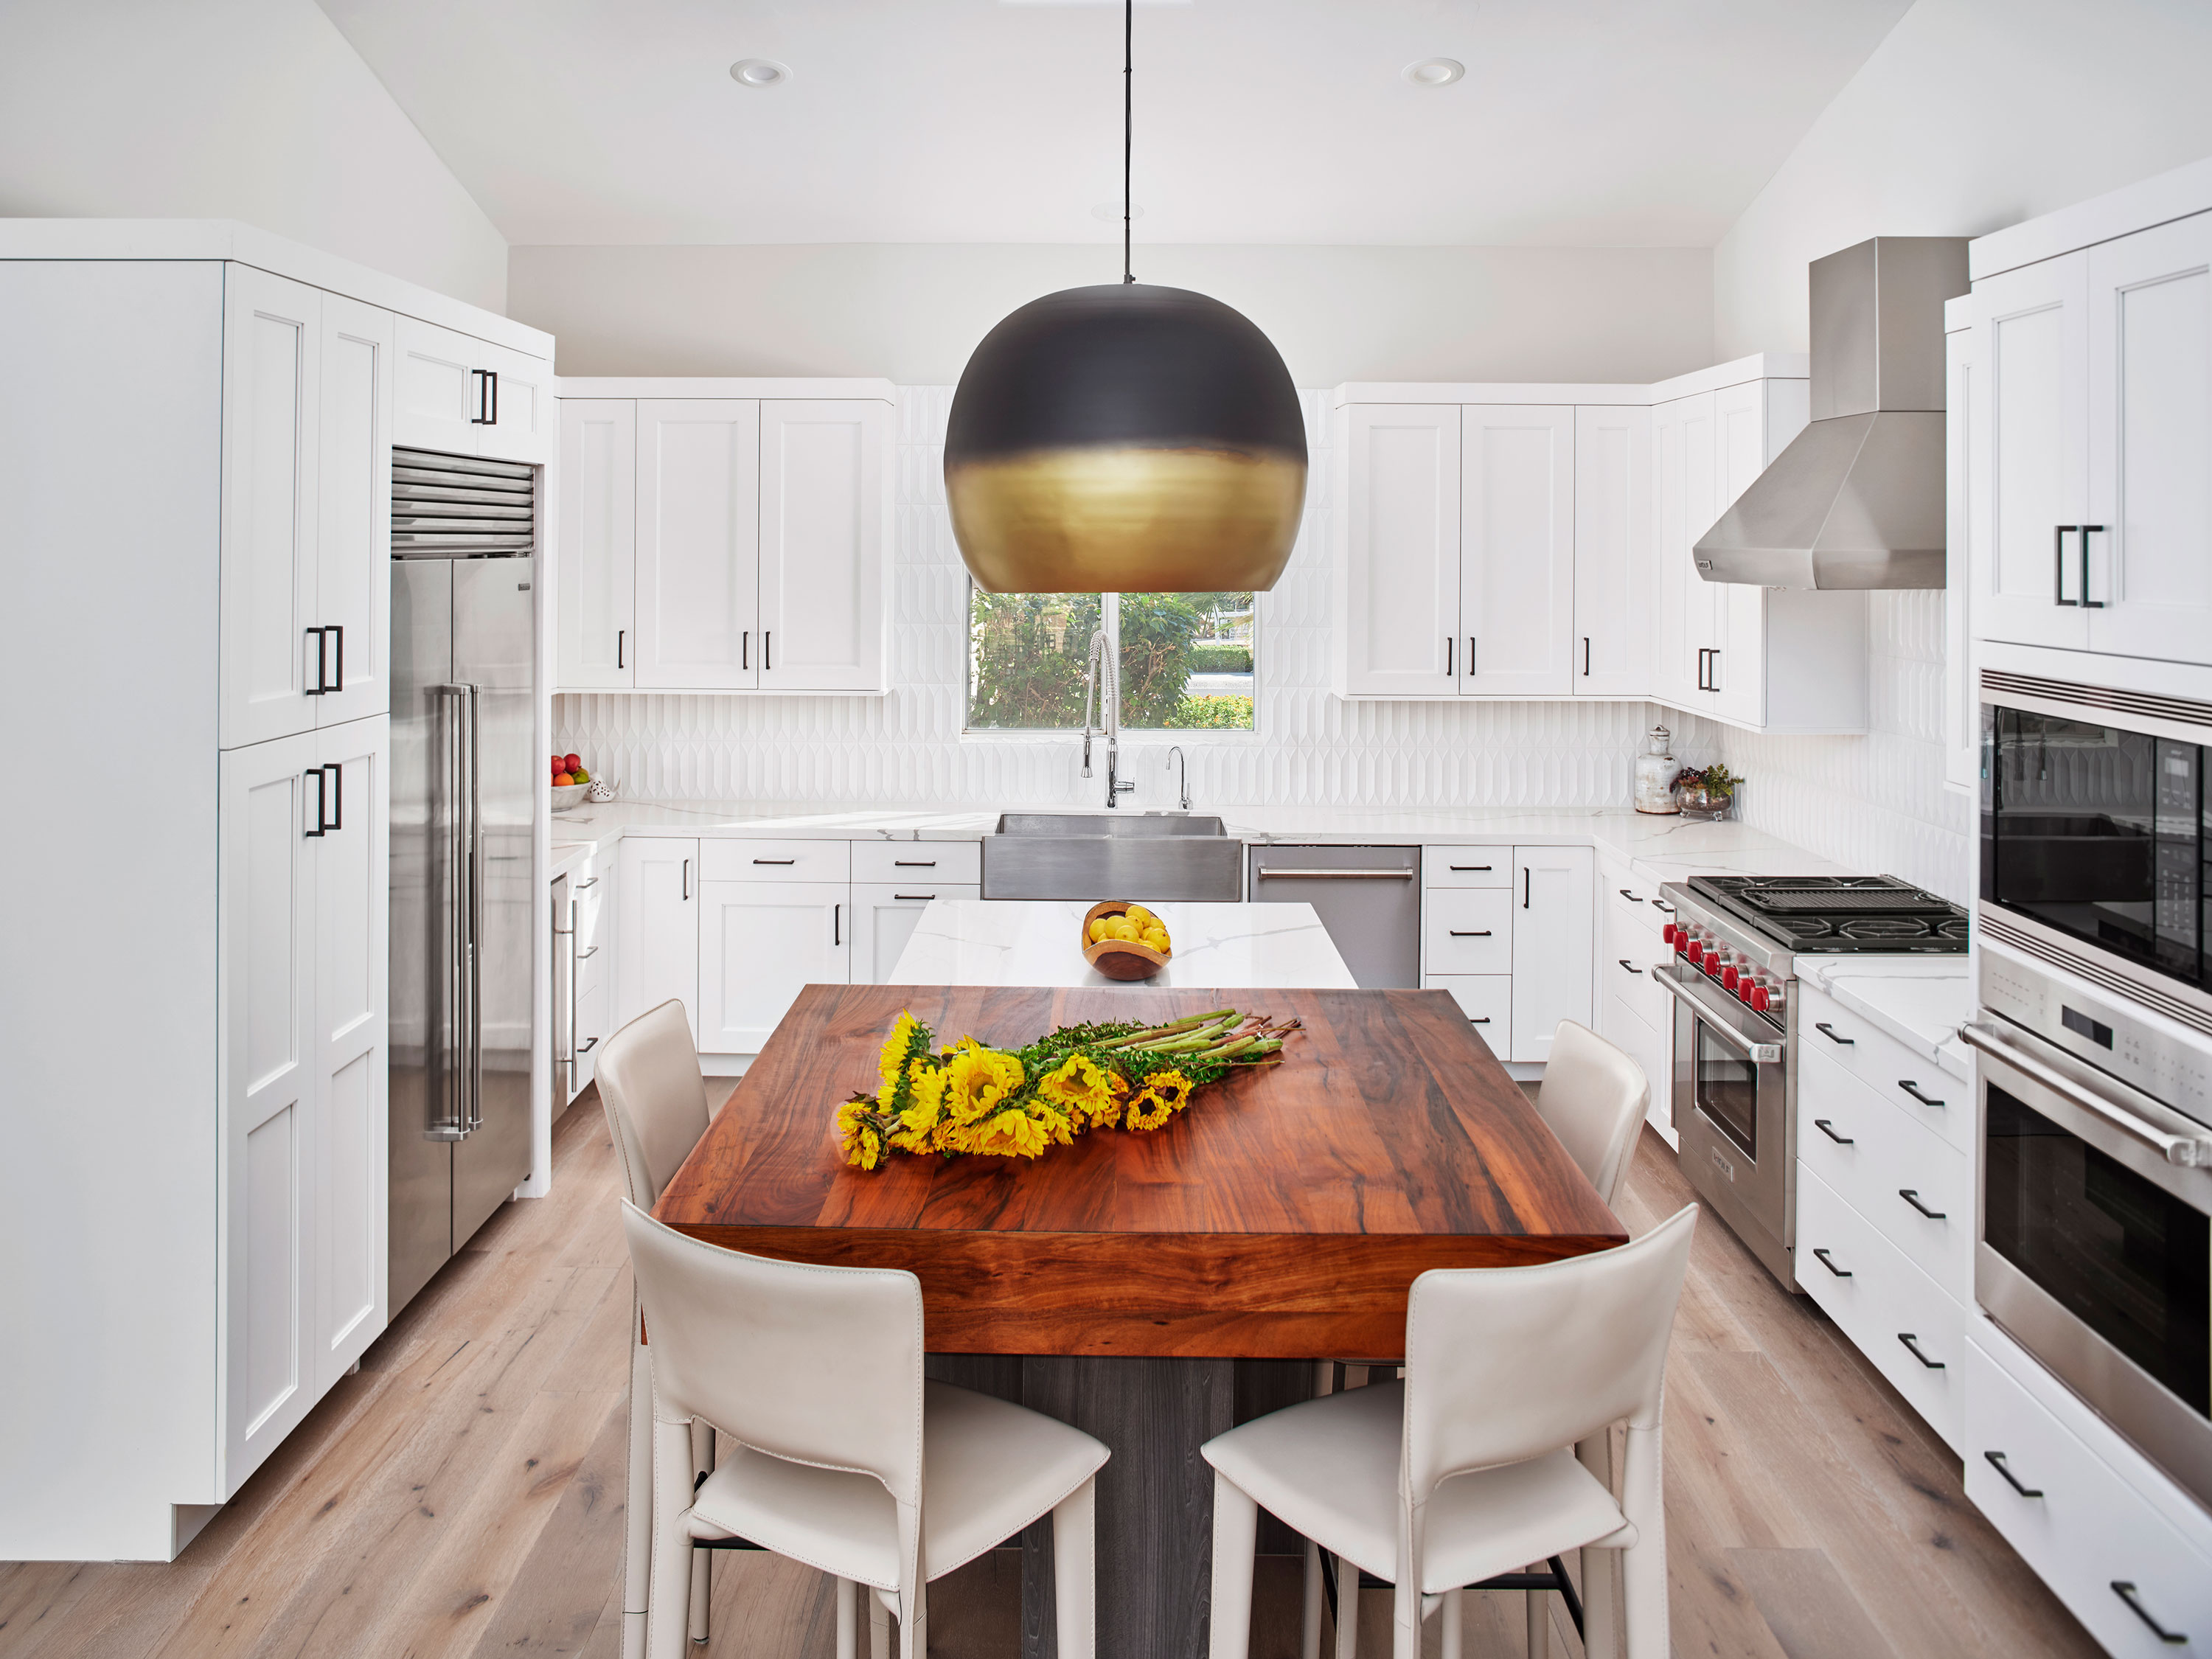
945;0;1307;594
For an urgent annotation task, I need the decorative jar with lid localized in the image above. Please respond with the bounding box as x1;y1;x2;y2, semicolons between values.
1632;725;1680;815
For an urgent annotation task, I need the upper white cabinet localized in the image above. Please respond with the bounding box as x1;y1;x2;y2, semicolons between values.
1461;406;1575;696
393;316;552;465
1572;405;1652;698
1969;201;2212;672
556;386;894;695
315;296;393;729
1333;403;1459;696
1651;391;1717;711
636;399;763;689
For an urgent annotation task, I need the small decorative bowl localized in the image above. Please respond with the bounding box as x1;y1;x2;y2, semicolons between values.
1080;900;1171;982
1675;782;1733;821
551;782;591;813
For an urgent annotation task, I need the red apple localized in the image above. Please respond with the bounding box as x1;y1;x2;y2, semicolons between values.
563;752;582;773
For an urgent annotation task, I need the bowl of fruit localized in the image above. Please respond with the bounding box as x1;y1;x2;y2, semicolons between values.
550;752;594;813
1081;900;1174;981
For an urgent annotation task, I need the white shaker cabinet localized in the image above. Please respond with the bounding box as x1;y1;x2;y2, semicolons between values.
696;881;851;1053
852;883;981;984
1651;391;1717;712
758;400;892;692
617;838;700;1038
1460;405;1575;696
476;340;555;466
219;714;389;1490
636;400;763;689
1509;845;1595;1063
393;318;552;465
1572;405;1652;698
556;399;638;690
2084;212;2212;666
1333;403;1460;696
313;296;394;729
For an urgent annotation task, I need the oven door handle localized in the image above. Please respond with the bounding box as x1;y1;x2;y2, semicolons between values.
1658;973;1783;1063
1961;1021;2212;1168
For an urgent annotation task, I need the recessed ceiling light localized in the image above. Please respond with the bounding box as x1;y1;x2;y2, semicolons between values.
729;58;791;88
1402;57;1464;87
1091;202;1144;222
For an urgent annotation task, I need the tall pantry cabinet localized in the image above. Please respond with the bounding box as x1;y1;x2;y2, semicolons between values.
0;226;554;1562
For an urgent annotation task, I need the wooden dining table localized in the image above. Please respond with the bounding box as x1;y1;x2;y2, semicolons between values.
654;982;1627;1658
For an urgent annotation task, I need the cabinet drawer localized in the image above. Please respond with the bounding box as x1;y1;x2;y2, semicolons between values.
1424;887;1513;973
700;838;852;883
1798;984;1969;1155
1965;1336;2212;1657
1795;1166;1964;1450
574;975;610;1096
1427;975;1511;1056
852;840;981;886
1422;846;1511;887
1600;904;1669;1032
1601;872;1670;941
1798;1043;1972;1301
571;868;611;993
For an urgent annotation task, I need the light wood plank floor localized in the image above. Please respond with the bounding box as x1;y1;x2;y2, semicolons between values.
0;1091;2104;1658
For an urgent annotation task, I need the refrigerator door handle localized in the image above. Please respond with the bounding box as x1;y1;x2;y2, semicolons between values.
426;683;481;1142
462;681;482;1136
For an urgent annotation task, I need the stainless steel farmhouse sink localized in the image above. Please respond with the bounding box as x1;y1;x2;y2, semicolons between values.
983;813;1244;900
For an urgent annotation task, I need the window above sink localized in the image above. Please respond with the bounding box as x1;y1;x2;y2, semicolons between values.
965;587;1257;735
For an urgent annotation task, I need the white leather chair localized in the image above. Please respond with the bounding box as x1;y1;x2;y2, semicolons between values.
620;1200;1108;1659
596;1000;717;1659
1533;1019;1648;1210
1209;1205;1699;1659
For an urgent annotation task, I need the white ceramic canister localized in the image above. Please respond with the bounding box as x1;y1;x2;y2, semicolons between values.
1632;725;1679;815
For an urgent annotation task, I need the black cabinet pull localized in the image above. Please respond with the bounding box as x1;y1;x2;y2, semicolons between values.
305;625;327;695
577;1036;599;1054
1523;868;1531;908
832;902;841;947
1983;1451;2042;1499
1448;928;1493;938
1812;1247;1850;1278
741;630;748;670
321;762;343;832
618;629;626;669
1469;636;1477;676
1897;1332;1944;1369
2054;525;2080;605
471;367;498;424
1450;863;1492;872
1898;1188;1947;1220
2110;1582;2188;1645
1707;649;1719;692
894;894;937;902
682;858;689;901
1467;1016;1491;1025
2080;524;2105;608
1618;888;1641;901
1815;1021;1854;1045
1813;1118;1853;1145
1444;635;1452;677
894;859;938;867
304;768;326;838
1897;1079;1946;1109
1582;636;1590;676
1618;958;1638;973
327;625;343;692
763;631;772;672
753;858;796;866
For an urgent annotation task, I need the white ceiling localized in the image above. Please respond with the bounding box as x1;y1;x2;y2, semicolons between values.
316;0;1913;248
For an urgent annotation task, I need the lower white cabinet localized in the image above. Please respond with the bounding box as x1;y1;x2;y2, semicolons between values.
617;838;699;1038
1596;861;1674;1145
1965;1330;2212;1657
1509;846;1595;1062
1422;844;1596;1065
1423;887;1514;975
853;882;980;984
219;714;388;1493
1428;975;1511;1057
697;880;851;1052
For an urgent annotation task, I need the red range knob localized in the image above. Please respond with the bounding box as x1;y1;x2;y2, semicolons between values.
1739;975;1757;1004
1685;940;1703;964
1722;963;1740;990
1663;922;1677;945
1750;984;1770;1011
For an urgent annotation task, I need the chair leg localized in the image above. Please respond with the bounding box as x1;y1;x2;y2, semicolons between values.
1576;1434;1622;1659
1343;1364;1370;1389
869;1588;891;1659
688;1421;714;1644
1207;1471;1259;1659
1439;1587;1462;1659
1053;1475;1098;1659
647;1419;697;1659
1332;1555;1359;1659
835;1578;858;1659
1300;1539;1324;1659
1527;1586;1551;1659
623;1336;653;1659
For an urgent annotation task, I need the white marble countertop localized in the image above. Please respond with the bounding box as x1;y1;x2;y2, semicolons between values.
889;900;1357;990
549;798;1841;891
1797;955;1976;1081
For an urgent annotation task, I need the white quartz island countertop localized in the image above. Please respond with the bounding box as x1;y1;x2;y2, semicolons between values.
890;900;1358;990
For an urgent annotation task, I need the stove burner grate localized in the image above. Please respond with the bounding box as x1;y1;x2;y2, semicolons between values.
1732;886;1957;914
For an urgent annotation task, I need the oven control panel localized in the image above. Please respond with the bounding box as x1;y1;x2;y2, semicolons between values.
1981;944;2212;1127
1663;918;1785;1019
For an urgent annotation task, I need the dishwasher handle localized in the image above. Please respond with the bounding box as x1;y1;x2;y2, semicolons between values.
1254;866;1416;880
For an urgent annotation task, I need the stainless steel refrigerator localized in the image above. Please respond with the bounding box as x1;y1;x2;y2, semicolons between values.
389;499;538;1315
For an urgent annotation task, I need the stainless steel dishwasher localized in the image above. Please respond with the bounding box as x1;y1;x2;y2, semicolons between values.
1246;844;1421;988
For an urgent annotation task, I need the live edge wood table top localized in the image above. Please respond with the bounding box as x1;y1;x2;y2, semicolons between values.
654;984;1627;1361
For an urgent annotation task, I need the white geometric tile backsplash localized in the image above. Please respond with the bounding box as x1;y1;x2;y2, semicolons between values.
557;387;1968;899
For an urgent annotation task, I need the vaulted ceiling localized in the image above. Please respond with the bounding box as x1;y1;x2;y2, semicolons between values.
317;0;1912;247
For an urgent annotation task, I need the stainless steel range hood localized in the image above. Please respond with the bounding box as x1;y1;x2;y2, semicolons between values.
1695;237;1968;589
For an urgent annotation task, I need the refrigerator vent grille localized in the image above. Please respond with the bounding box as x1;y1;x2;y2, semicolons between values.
392;447;535;557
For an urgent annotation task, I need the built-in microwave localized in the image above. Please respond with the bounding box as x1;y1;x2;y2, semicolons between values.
1980;671;2212;1037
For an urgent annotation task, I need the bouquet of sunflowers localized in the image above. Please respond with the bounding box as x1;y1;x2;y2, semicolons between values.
835;1006;1301;1170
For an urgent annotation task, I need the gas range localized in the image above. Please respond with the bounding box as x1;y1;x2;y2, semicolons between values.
1652;874;1969;1293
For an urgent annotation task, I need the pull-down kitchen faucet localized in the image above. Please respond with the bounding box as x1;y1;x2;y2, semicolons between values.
1079;627;1135;808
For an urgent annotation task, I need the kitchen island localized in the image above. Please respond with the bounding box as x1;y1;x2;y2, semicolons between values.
891;897;1358;988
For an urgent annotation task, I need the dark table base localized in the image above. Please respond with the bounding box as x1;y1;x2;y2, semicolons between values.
928;1354;1313;1659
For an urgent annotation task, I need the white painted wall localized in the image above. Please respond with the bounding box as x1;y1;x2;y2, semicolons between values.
509;243;1714;386
1714;0;2212;357
0;0;509;313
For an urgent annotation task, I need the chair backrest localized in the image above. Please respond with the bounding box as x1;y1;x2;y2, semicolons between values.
1532;1019;1648;1208
1400;1203;1697;1505
619;1200;927;1509
596;999;713;1211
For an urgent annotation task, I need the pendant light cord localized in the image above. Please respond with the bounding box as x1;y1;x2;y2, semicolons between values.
1122;0;1133;284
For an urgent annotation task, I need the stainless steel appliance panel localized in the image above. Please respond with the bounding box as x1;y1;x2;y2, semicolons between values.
1661;961;1796;1289
1246;845;1419;989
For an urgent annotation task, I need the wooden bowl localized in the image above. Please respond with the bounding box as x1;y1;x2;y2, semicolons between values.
1080;900;1171;982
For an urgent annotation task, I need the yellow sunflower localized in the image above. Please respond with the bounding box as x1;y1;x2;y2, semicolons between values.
1125;1068;1196;1132
939;1038;1026;1127
890;1060;948;1153
877;1009;925;1099
835;1100;886;1172
1036;1052;1126;1127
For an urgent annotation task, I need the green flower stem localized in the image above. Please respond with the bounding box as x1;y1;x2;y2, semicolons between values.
1093;1009;1237;1051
